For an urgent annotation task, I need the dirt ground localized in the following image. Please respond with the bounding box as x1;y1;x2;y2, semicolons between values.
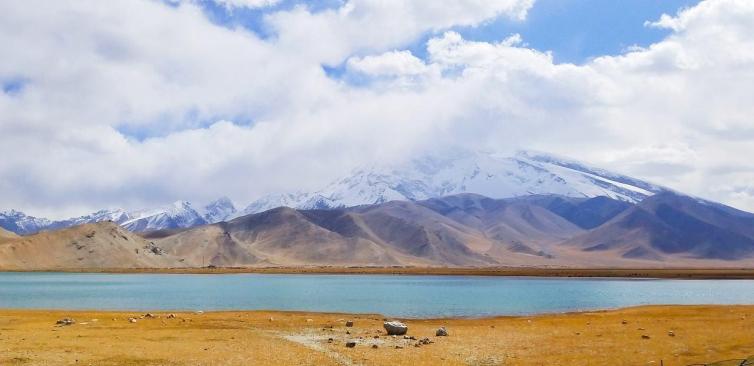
1;305;754;366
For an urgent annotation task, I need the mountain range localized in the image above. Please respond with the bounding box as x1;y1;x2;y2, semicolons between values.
0;150;667;235
3;191;754;269
235;150;665;216
0;198;237;235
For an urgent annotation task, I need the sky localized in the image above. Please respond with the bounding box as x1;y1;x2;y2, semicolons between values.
2;0;754;218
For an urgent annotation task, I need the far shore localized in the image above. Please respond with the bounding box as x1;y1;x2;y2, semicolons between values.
2;305;753;365
4;266;754;278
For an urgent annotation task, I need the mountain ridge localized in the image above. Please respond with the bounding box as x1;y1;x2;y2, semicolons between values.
0;149;669;235
3;192;754;270
235;149;667;217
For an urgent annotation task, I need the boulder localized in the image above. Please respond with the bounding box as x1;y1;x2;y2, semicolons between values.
383;321;408;336
436;327;448;336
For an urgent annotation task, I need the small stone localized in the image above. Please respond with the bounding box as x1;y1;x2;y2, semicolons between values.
621;320;628;325
641;335;651;339
345;341;356;348
668;331;675;337
269;317;274;322
128;318;137;323
144;313;156;318
395;346;403;349
346;330;351;335
195;311;204;314
327;338;334;343
436;327;448;336
373;335;380;339
56;318;75;326
371;344;378;349
345;320;354;327
167;314;176;319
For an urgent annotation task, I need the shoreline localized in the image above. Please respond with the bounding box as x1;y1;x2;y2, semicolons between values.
4;266;754;279
3;305;753;365
0;303;736;321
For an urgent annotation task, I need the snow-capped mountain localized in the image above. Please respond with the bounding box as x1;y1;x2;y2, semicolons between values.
0;198;234;235
121;201;207;232
199;197;237;224
2;149;667;235
0;210;52;235
237;149;666;215
47;209;134;230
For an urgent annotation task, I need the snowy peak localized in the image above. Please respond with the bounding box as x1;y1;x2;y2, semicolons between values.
200;197;237;223
1;150;667;235
121;201;206;232
516;150;664;199
240;149;667;214
1;198;235;235
46;209;133;231
0;210;51;235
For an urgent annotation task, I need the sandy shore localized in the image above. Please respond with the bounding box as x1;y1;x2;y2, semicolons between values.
1;305;753;365
5;266;754;279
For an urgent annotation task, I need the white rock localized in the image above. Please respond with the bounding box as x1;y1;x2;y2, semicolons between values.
383;321;408;336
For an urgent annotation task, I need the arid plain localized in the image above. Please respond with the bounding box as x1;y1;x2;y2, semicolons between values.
2;305;753;366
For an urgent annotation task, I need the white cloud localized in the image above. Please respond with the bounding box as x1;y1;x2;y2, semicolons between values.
170;0;282;9
1;0;754;217
347;50;430;77
212;0;281;9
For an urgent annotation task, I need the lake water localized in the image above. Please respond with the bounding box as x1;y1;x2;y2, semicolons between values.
1;272;754;318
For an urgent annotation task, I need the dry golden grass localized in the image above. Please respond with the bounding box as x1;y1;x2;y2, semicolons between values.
1;305;754;365
6;266;754;279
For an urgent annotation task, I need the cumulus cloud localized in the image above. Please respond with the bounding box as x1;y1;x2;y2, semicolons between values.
212;0;281;9
347;51;430;77
170;0;282;9
1;0;754;217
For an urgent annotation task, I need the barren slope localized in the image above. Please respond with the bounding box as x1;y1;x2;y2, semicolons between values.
563;192;754;262
0;222;184;269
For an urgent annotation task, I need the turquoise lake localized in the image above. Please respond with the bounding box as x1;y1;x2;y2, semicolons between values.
1;272;754;318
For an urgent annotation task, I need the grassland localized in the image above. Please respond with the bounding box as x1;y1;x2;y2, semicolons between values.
1;305;753;365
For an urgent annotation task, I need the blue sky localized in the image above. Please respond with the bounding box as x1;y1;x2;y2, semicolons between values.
456;0;701;64
198;0;701;64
